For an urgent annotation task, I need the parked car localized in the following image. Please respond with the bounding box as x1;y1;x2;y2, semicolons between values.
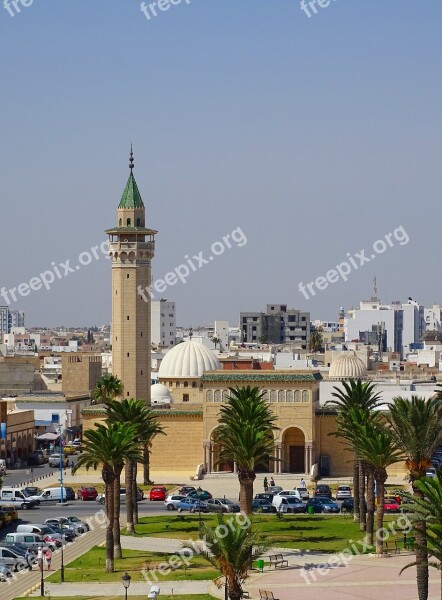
206;498;240;513
296;487;310;500
0;506;18;521
77;486;98;501
178;486;196;496
29;450;48;465
340;497;354;513
150;487;167;501
336;486;352;500
46;524;76;542
306;497;339;513
275;497;306;514
187;490;213;501
45;516;90;535
255;493;275;502
22;487;43;497
0;562;12;581
177;497;210;513
252;499;277;513
314;484;332;498
267;486;283;494
273;490;301;501
0;547;27;571
164;494;186;510
384;496;401;513
63;445;78;456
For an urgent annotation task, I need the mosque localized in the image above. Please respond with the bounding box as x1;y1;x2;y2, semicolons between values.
82;152;405;479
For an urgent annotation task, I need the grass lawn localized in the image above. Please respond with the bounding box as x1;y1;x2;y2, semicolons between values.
14;596;215;600
124;513;408;554
46;546;220;583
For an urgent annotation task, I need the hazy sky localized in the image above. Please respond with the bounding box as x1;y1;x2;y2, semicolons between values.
1;1;441;328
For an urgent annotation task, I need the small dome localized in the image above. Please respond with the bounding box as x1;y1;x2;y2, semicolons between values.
329;352;367;380
158;341;220;378
151;383;173;404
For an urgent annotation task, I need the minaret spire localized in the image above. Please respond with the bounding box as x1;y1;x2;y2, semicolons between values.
129;144;134;173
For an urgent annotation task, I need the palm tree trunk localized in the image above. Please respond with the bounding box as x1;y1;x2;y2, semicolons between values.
104;478;115;573
375;473;386;555
353;459;360;523
143;443;151;486
365;467;375;546
113;466;123;559
133;460;139;525
413;484;429;600
238;469;255;515
359;460;367;532
125;461;134;535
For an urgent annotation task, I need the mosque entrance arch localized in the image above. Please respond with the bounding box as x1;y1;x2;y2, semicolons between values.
282;427;305;473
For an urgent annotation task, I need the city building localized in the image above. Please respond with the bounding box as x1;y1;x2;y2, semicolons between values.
105;149;157;401
240;304;310;348
0;307;8;343
151;299;176;347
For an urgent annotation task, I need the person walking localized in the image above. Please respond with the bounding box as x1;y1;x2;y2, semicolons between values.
300;477;306;488
25;548;33;571
37;546;43;573
263;477;268;492
44;548;52;571
270;477;275;487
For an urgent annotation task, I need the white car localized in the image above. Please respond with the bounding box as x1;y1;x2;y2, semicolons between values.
164;494;185;510
296;487;310;500
336;486;352;500
273;489;301;500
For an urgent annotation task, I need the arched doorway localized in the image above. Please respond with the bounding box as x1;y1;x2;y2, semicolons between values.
210;429;234;473
282;427;305;474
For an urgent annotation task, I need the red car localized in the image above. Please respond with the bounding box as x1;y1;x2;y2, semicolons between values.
150;486;167;501
77;486;98;501
383;496;400;513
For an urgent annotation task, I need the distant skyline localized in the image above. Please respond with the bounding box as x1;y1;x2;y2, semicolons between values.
1;2;441;327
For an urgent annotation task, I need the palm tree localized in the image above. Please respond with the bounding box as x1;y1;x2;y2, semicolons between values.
326;379;382;528
387;395;442;600
106;398;165;531
74;422;142;572
91;374;123;405
309;328;324;353
142;416;166;487
211;336;221;349
399;473;442;593
350;419;403;552
216;386;278;515
199;513;272;600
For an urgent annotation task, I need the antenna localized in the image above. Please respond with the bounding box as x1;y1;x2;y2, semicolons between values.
373;276;378;298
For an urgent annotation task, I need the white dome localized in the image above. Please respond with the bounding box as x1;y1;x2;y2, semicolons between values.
329;352;367;380
151;383;173;404
158;341;221;378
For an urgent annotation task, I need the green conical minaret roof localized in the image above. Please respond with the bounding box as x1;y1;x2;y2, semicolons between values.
118;146;145;209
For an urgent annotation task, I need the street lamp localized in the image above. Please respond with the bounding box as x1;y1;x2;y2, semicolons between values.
122;572;131;600
39;544;44;596
57;426;65;582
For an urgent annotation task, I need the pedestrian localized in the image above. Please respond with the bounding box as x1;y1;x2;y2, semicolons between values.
270;477;275;487
37;546;43;572
300;477;306;488
263;477;268;492
25;548;33;571
44;548;52;571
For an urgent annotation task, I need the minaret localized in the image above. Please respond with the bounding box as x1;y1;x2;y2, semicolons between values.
106;148;157;402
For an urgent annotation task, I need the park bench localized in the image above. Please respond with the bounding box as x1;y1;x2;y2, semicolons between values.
259;591;280;600
269;553;288;569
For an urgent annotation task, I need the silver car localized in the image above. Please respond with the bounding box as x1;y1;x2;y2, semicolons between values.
164;495;185;511
46;516;89;535
206;498;241;513
0;547;28;572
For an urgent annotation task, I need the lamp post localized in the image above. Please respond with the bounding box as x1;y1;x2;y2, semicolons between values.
39;544;44;596
122;572;131;600
57;426;65;582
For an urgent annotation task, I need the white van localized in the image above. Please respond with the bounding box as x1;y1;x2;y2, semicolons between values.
0;488;36;509
5;532;56;552
33;487;74;503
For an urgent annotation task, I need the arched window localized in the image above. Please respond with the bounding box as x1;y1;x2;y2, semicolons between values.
294;390;301;402
184;381;189;388
127;218;131;226
136;218;141;226
278;390;285;402
270;390;277;402
192;381;197;388
262;389;269;401
119;218;122;226
214;390;222;402
302;390;309;402
286;390;294;402
206;390;213;402
222;389;229;402
176;382;180;388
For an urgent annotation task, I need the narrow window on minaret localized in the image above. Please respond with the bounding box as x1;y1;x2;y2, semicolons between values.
141;370;143;375
127;353;130;357
127;274;130;279
127;316;130;320
141;332;143;337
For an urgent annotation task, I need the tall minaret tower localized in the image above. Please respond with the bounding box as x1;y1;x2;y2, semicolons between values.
106;148;157;402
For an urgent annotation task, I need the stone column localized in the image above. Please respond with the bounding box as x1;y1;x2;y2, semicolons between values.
233;462;237;474
203;442;208;474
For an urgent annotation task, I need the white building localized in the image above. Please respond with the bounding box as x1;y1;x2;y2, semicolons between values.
424;304;442;331
151;299;176;348
0;307;8;343
9;310;25;328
